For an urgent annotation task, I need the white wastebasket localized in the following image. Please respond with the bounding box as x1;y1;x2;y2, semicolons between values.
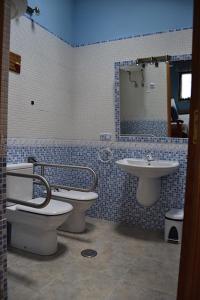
165;208;184;243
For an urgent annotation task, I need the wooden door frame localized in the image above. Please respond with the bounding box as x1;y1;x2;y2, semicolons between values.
177;0;200;298
0;0;10;298
166;62;172;137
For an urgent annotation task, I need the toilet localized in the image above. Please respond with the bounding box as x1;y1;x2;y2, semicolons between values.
6;163;73;255
51;189;98;233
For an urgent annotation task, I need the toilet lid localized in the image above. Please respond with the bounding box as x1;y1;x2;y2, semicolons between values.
51;189;98;201
16;198;73;216
165;208;184;221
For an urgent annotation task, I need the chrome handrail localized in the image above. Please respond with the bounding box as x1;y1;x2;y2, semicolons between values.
33;162;98;192
7;172;52;208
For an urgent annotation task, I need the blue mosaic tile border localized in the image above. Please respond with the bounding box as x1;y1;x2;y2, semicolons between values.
171;54;192;61
24;15;192;49
7;140;187;230
7;138;188;151
115;55;191;144
121;120;168;137
74;27;192;48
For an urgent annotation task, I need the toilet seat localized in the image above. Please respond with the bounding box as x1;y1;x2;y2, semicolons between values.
6;162;75;255
8;198;73;216
51;189;98;201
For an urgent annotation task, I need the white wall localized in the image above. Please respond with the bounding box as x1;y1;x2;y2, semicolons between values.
8;17;74;139
120;63;167;122
8;17;192;140
72;29;192;140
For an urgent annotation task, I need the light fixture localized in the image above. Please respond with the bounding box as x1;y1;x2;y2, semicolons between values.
26;6;40;17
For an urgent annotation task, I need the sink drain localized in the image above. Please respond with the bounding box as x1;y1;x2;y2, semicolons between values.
81;249;97;258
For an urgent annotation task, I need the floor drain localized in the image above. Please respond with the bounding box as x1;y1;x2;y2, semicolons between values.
81;249;97;258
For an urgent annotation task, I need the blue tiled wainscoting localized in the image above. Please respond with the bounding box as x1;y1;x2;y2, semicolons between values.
7;140;187;230
120;120;168;137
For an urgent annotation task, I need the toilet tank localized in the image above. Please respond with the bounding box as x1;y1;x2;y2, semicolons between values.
7;163;33;201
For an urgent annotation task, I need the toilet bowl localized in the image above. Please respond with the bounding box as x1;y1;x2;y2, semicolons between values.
6;163;73;255
51;189;98;233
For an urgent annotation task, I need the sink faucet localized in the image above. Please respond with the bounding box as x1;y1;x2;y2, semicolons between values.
146;154;154;165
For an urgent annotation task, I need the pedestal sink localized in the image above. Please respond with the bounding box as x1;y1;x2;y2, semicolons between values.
116;158;179;207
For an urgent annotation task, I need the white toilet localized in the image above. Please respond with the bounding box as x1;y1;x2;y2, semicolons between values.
6;163;73;255
51;189;98;233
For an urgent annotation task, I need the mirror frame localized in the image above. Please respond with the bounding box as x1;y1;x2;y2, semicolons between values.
114;54;192;144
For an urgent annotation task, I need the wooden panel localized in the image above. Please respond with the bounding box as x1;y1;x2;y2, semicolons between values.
9;51;21;74
166;62;172;137
177;0;200;298
0;0;10;297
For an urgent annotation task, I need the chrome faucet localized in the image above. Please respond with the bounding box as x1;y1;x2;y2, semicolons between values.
146;154;154;165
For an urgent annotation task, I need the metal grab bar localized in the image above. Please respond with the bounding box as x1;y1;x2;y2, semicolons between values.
7;172;52;208
33;162;98;193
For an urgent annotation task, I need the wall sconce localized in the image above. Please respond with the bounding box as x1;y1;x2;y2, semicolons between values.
26;6;40;17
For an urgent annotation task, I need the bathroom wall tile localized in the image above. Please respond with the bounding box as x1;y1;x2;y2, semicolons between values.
9;17;74;140
7;138;187;231
0;0;10;298
72;29;192;140
8;17;192;141
120;120;168;137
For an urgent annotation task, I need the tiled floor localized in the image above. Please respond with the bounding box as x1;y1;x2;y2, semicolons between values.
7;217;180;300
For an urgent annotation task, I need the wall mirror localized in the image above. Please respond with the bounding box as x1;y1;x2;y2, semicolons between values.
115;55;192;142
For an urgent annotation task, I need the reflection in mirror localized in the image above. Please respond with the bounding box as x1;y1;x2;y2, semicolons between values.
170;60;192;138
119;58;191;139
120;62;168;137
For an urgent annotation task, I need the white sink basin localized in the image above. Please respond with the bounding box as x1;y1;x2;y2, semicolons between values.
116;158;179;178
116;158;179;207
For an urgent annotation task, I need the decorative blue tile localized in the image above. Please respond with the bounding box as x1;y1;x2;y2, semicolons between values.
24;16;192;49
7;139;187;230
120;120;168;137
